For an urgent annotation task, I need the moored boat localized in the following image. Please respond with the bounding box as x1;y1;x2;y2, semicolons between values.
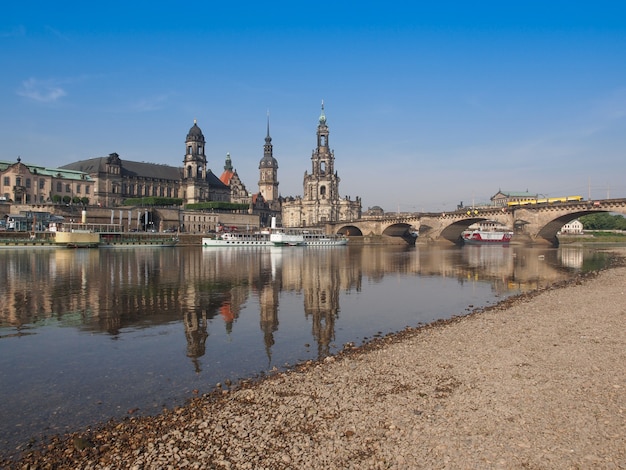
54;230;101;248
0;236;58;249
201;218;348;248
269;228;305;246
202;232;273;247
99;235;179;248
301;229;348;246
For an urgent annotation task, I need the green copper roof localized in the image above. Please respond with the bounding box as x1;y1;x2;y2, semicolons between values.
0;159;92;181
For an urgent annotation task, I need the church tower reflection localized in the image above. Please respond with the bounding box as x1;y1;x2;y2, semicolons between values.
258;281;280;364
301;251;341;358
184;309;209;373
255;249;281;364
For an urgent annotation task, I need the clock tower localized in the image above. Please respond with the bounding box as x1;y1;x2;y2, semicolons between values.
258;113;279;202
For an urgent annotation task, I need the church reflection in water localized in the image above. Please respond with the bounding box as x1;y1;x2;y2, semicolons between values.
0;244;599;369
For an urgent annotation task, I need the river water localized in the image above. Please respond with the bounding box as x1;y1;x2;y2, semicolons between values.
0;243;609;455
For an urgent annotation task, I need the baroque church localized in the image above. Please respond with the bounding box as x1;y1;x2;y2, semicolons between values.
281;103;361;227
58;104;359;228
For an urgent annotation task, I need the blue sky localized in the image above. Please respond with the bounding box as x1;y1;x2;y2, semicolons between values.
1;2;625;212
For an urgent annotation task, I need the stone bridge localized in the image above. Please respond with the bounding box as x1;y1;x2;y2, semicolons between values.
326;198;626;245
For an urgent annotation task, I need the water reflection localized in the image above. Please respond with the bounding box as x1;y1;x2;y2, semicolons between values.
0;244;608;455
0;245;602;349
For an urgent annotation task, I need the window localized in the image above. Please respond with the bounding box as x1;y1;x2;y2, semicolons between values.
65;184;71;193
57;182;62;192
26;178;31;189
76;184;81;194
39;179;45;189
3;177;9;186
16;177;22;187
86;186;90;194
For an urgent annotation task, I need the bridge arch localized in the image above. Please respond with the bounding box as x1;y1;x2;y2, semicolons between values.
381;222;415;237
336;224;363;236
533;209;622;244
438;218;487;244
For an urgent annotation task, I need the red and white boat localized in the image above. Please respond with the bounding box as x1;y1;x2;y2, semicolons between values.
461;229;513;245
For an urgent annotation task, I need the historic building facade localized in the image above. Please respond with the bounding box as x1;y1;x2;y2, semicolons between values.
219;153;250;204
5;109;360;231
0;157;94;204
61;121;230;207
491;190;539;207
281;103;361;227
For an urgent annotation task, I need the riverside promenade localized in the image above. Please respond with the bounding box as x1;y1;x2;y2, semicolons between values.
3;250;625;469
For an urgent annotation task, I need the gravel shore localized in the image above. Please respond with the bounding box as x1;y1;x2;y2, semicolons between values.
4;250;625;469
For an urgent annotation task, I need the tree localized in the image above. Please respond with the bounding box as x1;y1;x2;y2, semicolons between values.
579;213;626;230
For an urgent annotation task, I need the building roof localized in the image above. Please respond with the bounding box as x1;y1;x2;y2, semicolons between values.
61;157;181;180
0;158;92;181
61;156;229;190
220;170;235;186
186;120;205;142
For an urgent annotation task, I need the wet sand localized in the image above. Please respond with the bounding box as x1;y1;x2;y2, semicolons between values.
3;250;625;469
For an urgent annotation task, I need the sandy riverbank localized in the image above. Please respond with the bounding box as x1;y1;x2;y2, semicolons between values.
3;250;625;469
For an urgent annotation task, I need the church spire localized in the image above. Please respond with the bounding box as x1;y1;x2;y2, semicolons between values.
259;111;279;202
319;99;326;125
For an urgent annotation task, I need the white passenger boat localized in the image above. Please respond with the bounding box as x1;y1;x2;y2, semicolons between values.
202;218;348;248
202;232;273;247
269;228;305;246
301;229;348;246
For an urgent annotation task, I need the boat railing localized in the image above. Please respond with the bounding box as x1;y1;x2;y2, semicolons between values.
53;223;124;234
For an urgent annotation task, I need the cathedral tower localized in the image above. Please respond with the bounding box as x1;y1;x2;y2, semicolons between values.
281;101;361;227
303;101;340;222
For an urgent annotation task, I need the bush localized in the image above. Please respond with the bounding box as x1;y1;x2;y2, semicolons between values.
186;202;249;211
122;197;183;207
